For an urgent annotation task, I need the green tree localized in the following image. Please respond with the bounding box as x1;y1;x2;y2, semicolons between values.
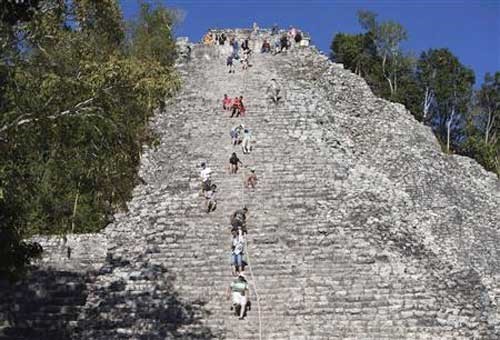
477;72;500;145
330;32;376;77
416;49;475;152
330;10;496;176
390;53;421;115
128;0;178;67
330;11;413;101
463;72;500;174
0;0;39;25
356;11;408;97
0;0;180;280
375;21;408;97
357;10;377;32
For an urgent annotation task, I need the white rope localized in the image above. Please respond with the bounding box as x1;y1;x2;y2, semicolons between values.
245;240;263;340
238;72;263;338
239;170;262;340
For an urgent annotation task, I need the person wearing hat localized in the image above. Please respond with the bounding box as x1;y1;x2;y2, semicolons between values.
245;168;258;189
226;273;250;320
261;39;271;53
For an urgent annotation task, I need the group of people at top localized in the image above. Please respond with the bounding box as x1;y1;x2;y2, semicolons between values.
203;31;227;46
261;25;304;54
203;24;306;74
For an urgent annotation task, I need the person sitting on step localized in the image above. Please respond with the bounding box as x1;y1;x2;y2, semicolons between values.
241;128;253;154
280;34;289;52
223;94;232;110
203;32;214;45
230;207;248;234
219;32;227;45
230;124;244;145
261;39;271;53
294;30;303;44
229;152;243;174
226;273;250;320
230;229;246;275
204;184;217;213
245;168;258;189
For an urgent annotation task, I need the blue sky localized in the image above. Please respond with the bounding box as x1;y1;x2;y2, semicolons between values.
120;0;500;86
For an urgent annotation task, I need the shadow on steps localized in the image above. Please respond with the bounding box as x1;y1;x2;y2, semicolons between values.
0;269;87;340
0;260;218;339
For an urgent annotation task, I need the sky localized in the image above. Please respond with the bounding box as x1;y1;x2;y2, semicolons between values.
119;0;500;86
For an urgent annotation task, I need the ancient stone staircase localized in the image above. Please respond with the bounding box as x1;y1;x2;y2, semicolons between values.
1;29;499;340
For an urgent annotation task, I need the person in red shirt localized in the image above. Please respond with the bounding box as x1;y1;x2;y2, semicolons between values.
223;94;232;111
231;96;240;118
231;96;245;118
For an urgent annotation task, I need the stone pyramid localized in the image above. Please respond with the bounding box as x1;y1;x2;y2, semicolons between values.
1;28;499;340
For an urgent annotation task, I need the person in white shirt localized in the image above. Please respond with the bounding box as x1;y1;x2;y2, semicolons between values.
230;124;244;145
200;162;212;192
226;273;250;320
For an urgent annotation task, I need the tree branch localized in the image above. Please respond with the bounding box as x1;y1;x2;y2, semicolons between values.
0;96;97;134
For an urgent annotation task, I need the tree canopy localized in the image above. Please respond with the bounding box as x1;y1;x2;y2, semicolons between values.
0;0;180;281
331;10;498;177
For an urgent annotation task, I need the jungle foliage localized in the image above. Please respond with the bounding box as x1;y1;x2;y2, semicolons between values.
331;10;499;175
0;0;180;280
